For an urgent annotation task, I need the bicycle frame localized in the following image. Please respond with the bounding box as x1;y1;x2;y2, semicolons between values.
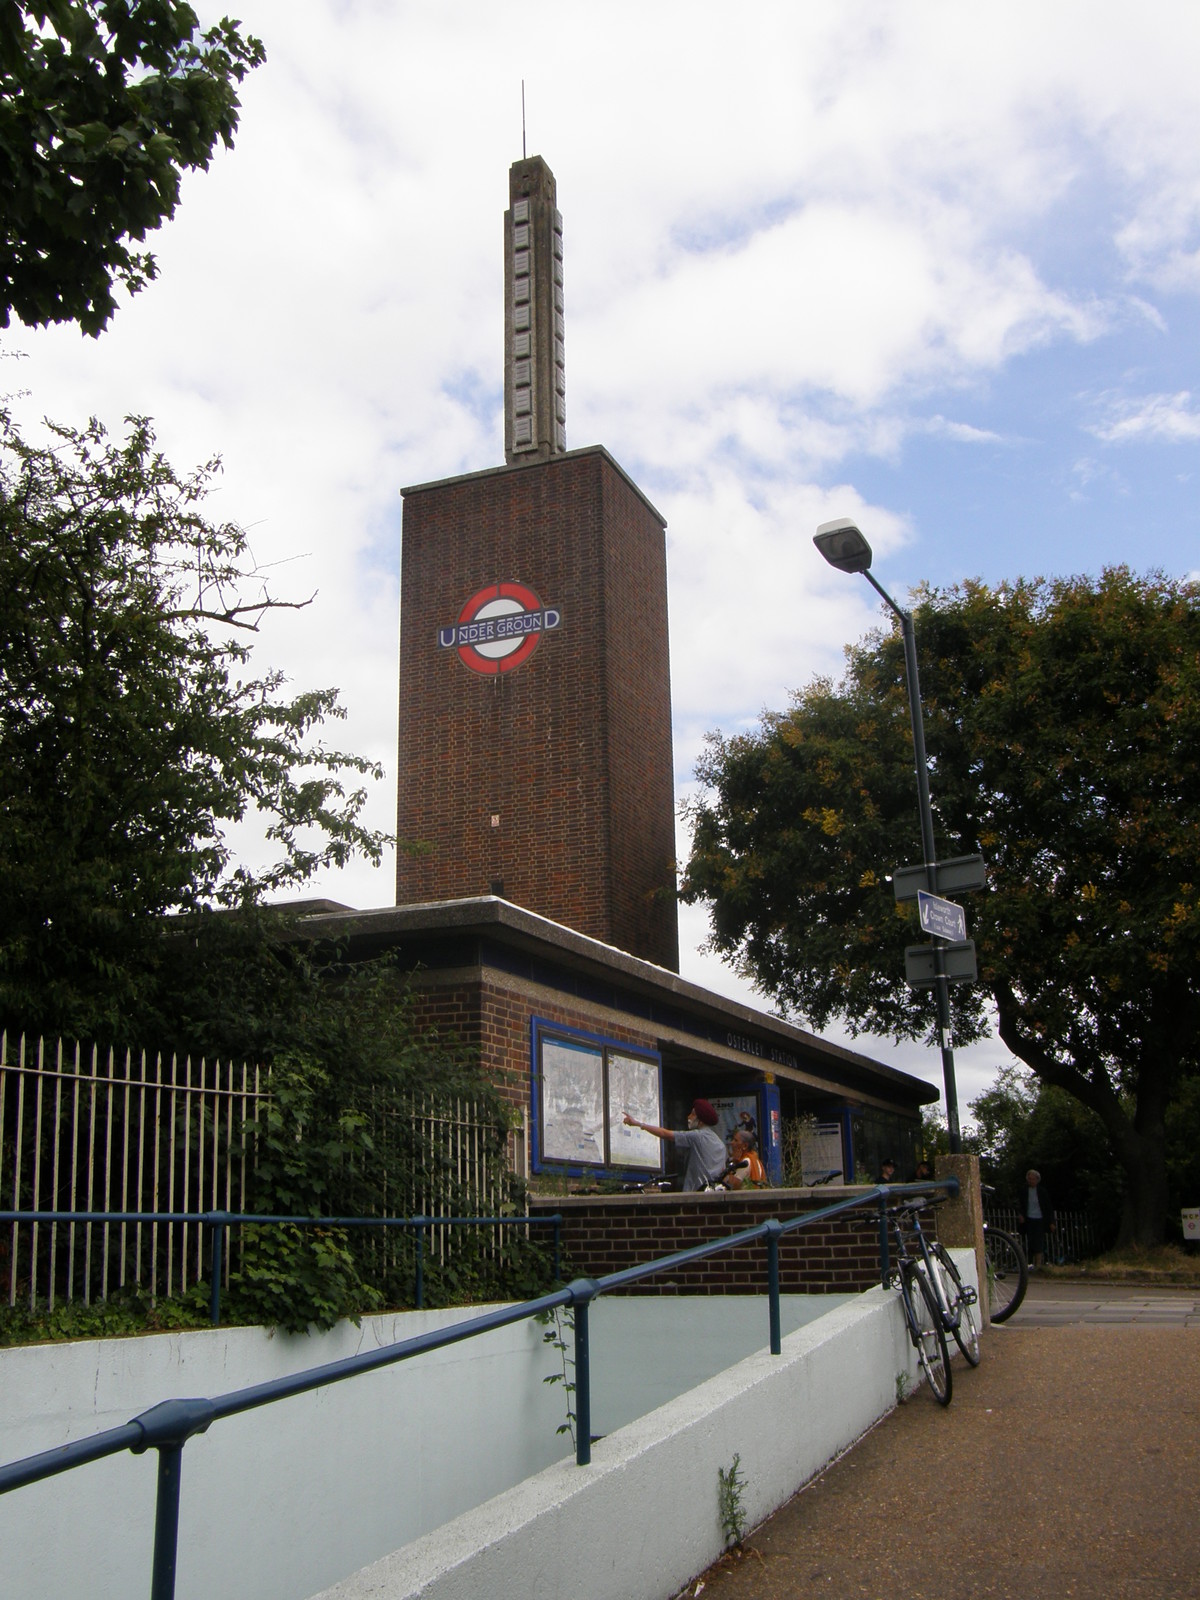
888;1199;960;1333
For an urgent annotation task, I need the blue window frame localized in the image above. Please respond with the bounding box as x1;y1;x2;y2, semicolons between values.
531;1017;663;1177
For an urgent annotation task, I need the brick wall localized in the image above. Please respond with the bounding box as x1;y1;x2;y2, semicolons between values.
396;449;677;970
407;968;663;1126
529;1192;937;1296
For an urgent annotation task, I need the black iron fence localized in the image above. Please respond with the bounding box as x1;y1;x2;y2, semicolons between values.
983;1200;1100;1262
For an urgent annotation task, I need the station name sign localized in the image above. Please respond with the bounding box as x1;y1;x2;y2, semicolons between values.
726;1031;799;1071
438;581;562;675
440;609;560;649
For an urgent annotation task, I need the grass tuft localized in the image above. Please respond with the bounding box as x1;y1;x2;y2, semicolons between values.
1044;1244;1200;1285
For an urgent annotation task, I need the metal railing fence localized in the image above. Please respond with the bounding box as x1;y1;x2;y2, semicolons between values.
1;1033;264;1309
983;1200;1100;1262
356;1089;514;1296
1;1032;513;1312
0;1208;562;1322
0;1179;958;1600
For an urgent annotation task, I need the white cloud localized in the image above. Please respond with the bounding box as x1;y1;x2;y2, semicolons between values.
921;416;1005;445
1090;391;1200;444
1068;454;1131;503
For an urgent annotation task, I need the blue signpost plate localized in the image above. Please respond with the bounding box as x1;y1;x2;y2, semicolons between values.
917;890;968;943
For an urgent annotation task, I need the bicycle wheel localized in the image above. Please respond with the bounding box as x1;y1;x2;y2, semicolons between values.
932;1243;982;1365
984;1228;1028;1323
901;1264;952;1406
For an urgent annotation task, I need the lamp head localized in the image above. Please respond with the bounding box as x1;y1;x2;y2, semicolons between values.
814;517;873;574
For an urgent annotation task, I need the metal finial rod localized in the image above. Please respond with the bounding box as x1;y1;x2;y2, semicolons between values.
521;80;526;159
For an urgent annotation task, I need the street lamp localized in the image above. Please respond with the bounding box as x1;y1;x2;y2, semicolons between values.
813;516;962;1151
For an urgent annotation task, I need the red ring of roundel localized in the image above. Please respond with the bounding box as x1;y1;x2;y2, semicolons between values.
456;581;545;675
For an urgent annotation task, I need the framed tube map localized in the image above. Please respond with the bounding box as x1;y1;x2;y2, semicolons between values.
533;1019;662;1174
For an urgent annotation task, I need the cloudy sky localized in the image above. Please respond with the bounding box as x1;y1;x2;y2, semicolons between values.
8;1;1200;1120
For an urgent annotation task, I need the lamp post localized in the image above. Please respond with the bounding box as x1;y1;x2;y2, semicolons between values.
813;516;962;1151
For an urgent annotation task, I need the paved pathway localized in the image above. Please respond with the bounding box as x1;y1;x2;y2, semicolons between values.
678;1288;1200;1600
1015;1276;1200;1326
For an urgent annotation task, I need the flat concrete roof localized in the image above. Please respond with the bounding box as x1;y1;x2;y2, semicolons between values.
400;444;667;529
289;896;937;1109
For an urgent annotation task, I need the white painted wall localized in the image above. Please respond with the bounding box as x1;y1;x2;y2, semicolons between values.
311;1252;980;1600
0;1292;846;1600
0;1305;567;1600
588;1291;854;1437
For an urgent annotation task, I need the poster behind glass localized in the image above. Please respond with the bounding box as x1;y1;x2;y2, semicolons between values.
710;1094;760;1148
606;1052;662;1168
540;1037;605;1164
800;1121;845;1185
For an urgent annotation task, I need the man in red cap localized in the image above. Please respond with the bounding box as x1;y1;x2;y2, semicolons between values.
623;1099;727;1191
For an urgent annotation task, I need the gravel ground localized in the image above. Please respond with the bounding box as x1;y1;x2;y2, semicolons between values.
677;1321;1200;1600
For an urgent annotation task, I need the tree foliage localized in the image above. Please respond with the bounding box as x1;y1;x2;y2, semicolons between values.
217;953;536;1333
0;2;264;334
0;408;549;1331
969;1066;1125;1246
682;569;1200;1244
0;408;389;1038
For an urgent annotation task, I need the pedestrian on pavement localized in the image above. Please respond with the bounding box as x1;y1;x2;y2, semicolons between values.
623;1098;727;1191
1019;1168;1056;1267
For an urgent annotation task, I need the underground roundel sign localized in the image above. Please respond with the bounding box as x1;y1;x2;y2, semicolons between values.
437;581;562;675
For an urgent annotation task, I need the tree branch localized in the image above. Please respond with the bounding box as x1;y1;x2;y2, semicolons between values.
164;594;316;631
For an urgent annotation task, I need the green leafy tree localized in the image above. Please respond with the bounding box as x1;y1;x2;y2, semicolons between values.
0;409;548;1331
174;942;538;1331
1;2;264;334
682;569;1200;1245
0;407;389;1039
970;1066;1124;1246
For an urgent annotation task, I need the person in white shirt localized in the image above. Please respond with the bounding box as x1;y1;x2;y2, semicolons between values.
1019;1168;1055;1267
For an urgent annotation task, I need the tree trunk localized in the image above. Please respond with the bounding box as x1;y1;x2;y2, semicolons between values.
994;988;1173;1248
1114;1125;1170;1248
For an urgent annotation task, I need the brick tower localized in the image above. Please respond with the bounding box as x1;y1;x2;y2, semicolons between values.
395;158;679;972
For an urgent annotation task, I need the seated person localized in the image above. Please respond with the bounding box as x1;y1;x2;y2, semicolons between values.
723;1127;767;1189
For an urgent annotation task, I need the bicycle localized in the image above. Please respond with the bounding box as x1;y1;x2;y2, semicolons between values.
892;1195;984;1385
886;1200;953;1405
983;1221;1028;1323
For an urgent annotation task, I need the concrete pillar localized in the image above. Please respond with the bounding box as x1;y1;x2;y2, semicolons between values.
935;1151;988;1324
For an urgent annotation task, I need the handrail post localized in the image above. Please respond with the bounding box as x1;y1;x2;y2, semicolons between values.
208;1214;227;1327
567;1278;598;1466
149;1442;185;1600
129;1399;216;1600
553;1214;562;1284
763;1220;783;1354
878;1194;890;1289
415;1220;425;1310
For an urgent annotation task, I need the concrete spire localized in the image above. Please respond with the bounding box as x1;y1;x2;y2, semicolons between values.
504;156;566;464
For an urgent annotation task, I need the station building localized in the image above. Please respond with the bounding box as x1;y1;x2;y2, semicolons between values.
304;155;935;1188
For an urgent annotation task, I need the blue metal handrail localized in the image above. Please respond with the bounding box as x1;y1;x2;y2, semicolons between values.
0;1208;563;1320
0;1178;956;1600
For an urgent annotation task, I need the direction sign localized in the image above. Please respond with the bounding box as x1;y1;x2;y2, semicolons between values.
905;940;977;988
892;853;987;904
918;890;968;943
